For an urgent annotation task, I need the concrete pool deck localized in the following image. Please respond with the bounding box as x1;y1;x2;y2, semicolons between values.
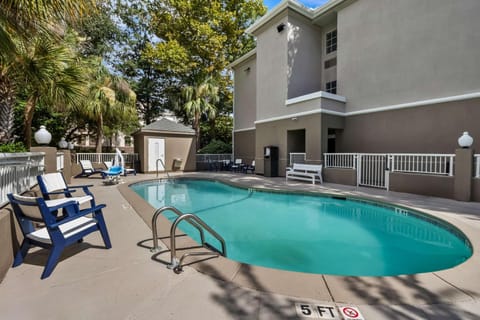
0;172;479;319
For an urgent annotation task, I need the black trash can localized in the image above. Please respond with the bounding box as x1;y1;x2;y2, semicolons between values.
264;146;278;177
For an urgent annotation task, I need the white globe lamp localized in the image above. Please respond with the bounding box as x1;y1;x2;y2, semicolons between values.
58;137;68;149
34;125;52;145
458;131;473;148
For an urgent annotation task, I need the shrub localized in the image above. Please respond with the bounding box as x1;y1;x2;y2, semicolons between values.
0;142;27;153
198;139;232;154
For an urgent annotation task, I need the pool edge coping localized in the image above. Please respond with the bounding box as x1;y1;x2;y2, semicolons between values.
118;173;480;306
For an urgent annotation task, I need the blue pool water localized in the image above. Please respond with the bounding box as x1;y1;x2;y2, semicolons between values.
131;179;472;276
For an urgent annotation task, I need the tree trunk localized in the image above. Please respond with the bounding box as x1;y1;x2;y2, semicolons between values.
24;95;38;149
0;73;16;143
96;114;103;154
194;112;200;151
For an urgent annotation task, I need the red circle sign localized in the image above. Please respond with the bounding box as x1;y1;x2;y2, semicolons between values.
342;307;359;318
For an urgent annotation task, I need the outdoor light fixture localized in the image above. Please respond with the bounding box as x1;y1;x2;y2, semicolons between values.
34;125;52;145
291;117;298;121
58;137;68;149
244;67;251;73
277;23;286;33
458;131;473;148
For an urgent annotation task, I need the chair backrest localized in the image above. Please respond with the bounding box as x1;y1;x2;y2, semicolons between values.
80;160;95;171
7;194;59;236
37;172;67;194
104;161;113;169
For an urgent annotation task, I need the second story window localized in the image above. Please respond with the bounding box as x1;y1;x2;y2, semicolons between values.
326;81;337;94
326;30;337;54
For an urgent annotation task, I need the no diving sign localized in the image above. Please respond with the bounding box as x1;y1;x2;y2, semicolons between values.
339;306;364;320
295;303;365;319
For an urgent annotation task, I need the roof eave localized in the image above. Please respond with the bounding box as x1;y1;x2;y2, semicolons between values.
246;0;314;35
228;49;256;69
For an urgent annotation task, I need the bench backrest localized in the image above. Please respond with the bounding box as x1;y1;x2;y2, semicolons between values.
293;163;322;173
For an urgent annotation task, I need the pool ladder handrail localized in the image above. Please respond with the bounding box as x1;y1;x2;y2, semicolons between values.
156;158;170;179
151;206;227;274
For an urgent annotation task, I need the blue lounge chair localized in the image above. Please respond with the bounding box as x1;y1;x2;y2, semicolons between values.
7;193;111;279
102;165;123;184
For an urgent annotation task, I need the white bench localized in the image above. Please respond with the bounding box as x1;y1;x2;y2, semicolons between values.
286;163;323;184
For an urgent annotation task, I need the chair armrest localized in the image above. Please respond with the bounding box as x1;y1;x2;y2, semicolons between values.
67;184;94;189
46;190;76;196
49;203;107;228
67;185;94;196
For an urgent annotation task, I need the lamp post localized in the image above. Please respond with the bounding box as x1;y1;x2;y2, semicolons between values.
34;125;52;145
458;131;473;148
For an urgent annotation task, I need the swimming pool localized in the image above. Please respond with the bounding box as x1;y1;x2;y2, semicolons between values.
131;178;472;276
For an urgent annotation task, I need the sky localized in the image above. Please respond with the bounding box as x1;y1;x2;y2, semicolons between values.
264;0;329;10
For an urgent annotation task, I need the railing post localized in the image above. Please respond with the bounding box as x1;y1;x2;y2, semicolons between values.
355;154;360;186
448;155;454;176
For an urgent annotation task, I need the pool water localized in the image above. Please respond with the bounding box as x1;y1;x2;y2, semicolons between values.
131;179;472;276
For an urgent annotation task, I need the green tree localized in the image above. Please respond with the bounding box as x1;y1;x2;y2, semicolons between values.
144;0;266;145
76;59;137;153
179;77;219;150
114;0;172;125
14;34;85;148
0;0;95;60
0;0;95;145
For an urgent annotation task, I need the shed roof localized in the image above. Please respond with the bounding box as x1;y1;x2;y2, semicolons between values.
134;118;195;135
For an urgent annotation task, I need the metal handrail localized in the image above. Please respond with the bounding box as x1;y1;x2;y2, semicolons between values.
156;158;170;178
150;206;227;273
169;213;226;273
150;206;203;252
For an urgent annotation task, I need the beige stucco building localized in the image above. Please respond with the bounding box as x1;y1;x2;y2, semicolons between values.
230;0;480;176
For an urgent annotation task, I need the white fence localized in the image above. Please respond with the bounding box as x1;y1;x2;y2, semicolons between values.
0;152;45;207
389;154;454;176
323;153;356;169
324;153;456;190
76;153;138;165
475;154;480;178
196;154;232;163
289;153;306;166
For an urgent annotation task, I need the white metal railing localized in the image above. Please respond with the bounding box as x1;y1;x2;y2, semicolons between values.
56;152;64;171
475;154;480;178
289;153;306;166
323;153;357;169
76;153;138;165
196;154;232;163
389;154;455;176
0;152;45;207
357;154;389;189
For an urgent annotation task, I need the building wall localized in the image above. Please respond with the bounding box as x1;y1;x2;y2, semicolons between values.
255;113;323;175
337;98;480;153
287;12;323;99
337;0;480;112
233;55;257;131
255;12;289;122
233;130;256;165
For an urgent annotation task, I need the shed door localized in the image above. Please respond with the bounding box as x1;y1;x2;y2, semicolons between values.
148;138;165;172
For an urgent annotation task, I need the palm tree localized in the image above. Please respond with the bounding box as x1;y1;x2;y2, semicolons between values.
180;77;219;150
0;0;95;60
0;0;95;146
13;35;86;148
78;60;137;153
